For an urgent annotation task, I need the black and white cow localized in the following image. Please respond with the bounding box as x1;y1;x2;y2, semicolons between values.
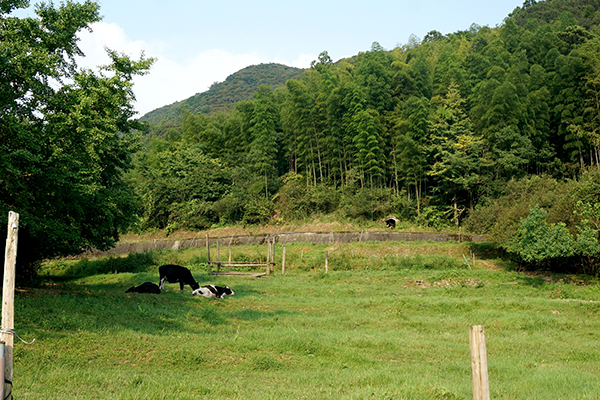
125;281;161;294
158;264;200;293
192;285;234;299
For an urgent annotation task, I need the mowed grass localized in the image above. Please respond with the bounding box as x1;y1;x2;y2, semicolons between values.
11;241;600;399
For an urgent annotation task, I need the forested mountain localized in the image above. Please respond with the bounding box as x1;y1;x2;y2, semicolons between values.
140;63;303;135
132;0;600;272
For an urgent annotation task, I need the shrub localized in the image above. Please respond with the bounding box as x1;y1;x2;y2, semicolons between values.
505;206;576;263
505;205;600;275
277;174;340;219
464;175;575;243
338;187;414;221
415;206;451;230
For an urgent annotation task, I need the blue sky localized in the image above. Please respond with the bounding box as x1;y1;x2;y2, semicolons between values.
15;0;522;116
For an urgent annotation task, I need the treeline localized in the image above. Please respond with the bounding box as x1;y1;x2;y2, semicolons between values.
133;0;600;271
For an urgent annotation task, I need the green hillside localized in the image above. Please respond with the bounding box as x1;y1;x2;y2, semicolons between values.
140;63;304;133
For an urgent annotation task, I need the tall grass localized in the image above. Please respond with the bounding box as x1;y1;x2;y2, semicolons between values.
16;242;600;399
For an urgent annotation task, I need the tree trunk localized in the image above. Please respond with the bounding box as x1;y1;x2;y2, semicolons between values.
416;180;421;215
312;125;324;182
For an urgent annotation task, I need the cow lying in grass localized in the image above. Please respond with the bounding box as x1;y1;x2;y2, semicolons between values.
125;282;161;294
158;264;200;293
193;285;234;299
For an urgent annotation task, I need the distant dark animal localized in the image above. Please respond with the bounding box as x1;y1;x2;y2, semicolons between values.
125;281;161;294
158;264;200;293
193;285;235;299
385;216;399;229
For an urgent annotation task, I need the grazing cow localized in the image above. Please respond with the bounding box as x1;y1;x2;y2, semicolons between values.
158;264;200;293
192;285;235;299
125;281;161;294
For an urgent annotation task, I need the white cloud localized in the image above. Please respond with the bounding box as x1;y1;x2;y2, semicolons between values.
76;22;313;117
288;53;316;69
76;22;155;69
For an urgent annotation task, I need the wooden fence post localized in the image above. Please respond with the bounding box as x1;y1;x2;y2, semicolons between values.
282;246;286;275
271;238;275;268
216;238;220;262
469;325;490;400
325;251;329;273
2;211;19;399
266;240;271;275
206;234;211;274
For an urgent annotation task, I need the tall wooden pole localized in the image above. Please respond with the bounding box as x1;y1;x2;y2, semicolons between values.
325;251;329;273
469;325;490;400
2;211;19;399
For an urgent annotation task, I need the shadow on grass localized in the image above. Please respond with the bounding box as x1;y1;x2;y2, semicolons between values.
226;309;299;321
517;275;547;287
469;242;506;260
40;252;157;280
15;278;256;338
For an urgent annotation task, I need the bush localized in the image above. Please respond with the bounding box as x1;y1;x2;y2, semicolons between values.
464;175;575;243
505;205;600;275
415;206;452;230
338;187;414;221
242;197;274;225
277;173;340;219
167;199;217;231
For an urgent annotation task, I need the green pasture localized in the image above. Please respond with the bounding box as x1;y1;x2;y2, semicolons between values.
10;242;600;399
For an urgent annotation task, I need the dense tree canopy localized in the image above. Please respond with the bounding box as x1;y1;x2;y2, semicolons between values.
136;0;600;231
1;0;153;279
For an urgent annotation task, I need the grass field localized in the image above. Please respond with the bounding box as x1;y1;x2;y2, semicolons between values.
9;241;600;399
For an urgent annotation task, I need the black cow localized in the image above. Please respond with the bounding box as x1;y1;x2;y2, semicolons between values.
125;281;161;294
158;264;200;293
192;285;235;299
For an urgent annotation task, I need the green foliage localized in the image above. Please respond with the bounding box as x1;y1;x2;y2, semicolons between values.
505;205;577;262
505;204;600;274
0;1;153;280
415;206;452;230
464;175;575;244
133;141;232;230
277;174;340;219
338;187;412;221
